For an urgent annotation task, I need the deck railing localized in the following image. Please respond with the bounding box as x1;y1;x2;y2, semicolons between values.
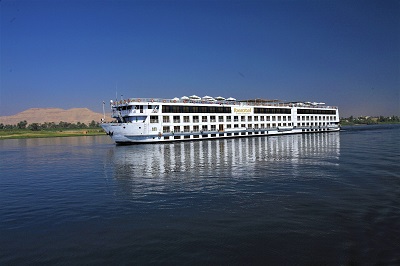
110;98;338;109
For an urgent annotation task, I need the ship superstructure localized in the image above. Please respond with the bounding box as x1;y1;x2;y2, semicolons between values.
101;96;340;144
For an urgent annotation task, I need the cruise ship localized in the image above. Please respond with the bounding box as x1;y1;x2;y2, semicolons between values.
101;95;340;144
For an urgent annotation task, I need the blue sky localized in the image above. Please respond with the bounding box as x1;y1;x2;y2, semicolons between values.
1;0;399;117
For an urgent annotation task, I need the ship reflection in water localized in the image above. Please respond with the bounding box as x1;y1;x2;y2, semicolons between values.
109;132;340;182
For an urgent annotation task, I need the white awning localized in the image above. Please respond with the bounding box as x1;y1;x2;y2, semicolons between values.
202;95;214;100
189;95;201;100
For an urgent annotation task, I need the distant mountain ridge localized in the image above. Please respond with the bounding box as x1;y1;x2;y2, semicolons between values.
0;108;105;125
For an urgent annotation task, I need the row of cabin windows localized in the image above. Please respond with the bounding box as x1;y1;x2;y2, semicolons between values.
162;106;294;114
162;122;334;133
298;116;335;121
152;115;336;123
158;115;294;123
116;105;159;111
162;105;231;113
164;124;290;133
297;109;336;115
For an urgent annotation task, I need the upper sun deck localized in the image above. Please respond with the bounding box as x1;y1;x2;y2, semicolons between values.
110;97;338;110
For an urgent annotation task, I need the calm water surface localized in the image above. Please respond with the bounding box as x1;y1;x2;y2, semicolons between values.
1;125;399;265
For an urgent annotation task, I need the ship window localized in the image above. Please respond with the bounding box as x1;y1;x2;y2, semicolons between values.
218;116;224;122
163;126;170;133
163;116;170;123
241;116;245;122
173;116;180;123
193;116;199;123
150;116;159;123
202;116;207;122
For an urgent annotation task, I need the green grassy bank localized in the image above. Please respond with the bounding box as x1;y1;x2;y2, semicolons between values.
0;128;106;140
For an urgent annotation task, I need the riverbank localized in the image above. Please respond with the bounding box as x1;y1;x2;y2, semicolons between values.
0;129;105;140
340;121;400;126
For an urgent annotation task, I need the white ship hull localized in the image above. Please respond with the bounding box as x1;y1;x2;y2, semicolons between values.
101;97;340;144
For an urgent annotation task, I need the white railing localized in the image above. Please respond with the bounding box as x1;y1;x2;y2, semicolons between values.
110;98;338;109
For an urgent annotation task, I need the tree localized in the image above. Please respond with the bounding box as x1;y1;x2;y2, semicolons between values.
89;120;98;128
17;120;28;129
29;123;40;131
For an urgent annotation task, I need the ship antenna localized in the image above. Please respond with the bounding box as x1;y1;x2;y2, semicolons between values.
102;101;106;122
115;81;118;102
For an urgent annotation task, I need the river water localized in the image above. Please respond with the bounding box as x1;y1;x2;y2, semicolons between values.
1;125;399;265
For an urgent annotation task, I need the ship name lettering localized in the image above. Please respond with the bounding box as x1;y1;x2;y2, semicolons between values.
234;108;252;113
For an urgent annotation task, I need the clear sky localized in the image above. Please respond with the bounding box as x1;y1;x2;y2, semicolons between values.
1;0;399;117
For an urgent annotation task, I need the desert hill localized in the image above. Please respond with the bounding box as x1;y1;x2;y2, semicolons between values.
0;108;105;125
